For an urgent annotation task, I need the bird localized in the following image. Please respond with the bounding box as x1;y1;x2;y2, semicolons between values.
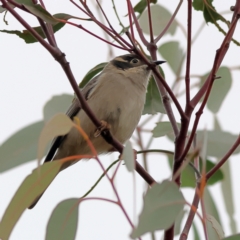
28;53;165;209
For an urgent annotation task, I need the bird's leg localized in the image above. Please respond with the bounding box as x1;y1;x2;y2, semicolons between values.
94;120;111;137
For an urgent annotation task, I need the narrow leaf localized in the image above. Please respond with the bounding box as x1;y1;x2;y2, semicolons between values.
204;188;222;225
158;41;184;75
142;77;165;115
223;234;240;240
24;4;58;24
38;113;74;162
206;214;225;239
0;161;62;240
0;13;84;44
0;121;44;173
43;94;73;122
201;67;232;113
46;199;79;240
139;5;177;36
152;121;181;138
122;140;135;172
174;210;186;236
167;157;223;188
220;162;237;233
196;130;240;158
193;0;223;24
193;222;201;240
79;62;107;88
130;180;185;238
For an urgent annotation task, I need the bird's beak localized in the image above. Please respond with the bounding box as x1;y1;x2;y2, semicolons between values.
153;60;166;65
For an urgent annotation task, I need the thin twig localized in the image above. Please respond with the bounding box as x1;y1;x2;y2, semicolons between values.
154;0;183;43
185;0;192;105
146;0;154;43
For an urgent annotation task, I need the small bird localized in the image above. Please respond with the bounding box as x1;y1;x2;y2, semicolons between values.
28;53;165;209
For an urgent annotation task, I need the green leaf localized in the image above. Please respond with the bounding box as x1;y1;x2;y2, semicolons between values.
46;199;79;240
43;94;73;122
152;121;181;138
131;0;157;15
122;140;135;172
193;222;201;240
130;180;185;238
0;121;44;173
142;76;165;115
196;130;240;158
15;0;35;5
133;0;147;14
139;4;177;36
204;188;222;226
0;6;7;13
174;210;186;236
24;4;58;24
205;159;224;185
167;156;224;188
223;234;240;240
193;0;223;23
38;113;74;162
0;161;62;240
206;214;225;239
79;62;107;88
0;13;85;44
201;67;232;113
158;41;184;75
204;188;223;240
220;162;237;234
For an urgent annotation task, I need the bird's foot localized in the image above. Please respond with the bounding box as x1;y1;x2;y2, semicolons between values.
94;120;111;137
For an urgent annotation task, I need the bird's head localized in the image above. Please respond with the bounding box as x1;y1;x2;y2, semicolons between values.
103;54;165;88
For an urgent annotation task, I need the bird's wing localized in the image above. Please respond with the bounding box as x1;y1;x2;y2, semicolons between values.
43;75;100;163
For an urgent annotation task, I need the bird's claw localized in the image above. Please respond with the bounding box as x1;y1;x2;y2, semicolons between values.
94;120;111;137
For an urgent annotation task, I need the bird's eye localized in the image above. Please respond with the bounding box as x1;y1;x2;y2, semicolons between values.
131;58;139;64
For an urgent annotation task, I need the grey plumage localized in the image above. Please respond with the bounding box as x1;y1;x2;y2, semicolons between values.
28;54;165;209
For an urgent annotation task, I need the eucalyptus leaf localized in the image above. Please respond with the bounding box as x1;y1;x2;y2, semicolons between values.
223;234;240;240
201;67;232;113
158;41;184;75
220;162;237;233
152;121;181;138
167;156;224;188
193;0;223;24
196;130;240;158
0;161;62;240
0;13;86;44
167;129;240;158
0;121;44;173
79;62;107;88
174;210;186;236
46;198;79;240
142;77;165;115
139;4;177;36
204;188;222;226
206;214;225;239
43;94;73;122
122;140;135;172
205;189;223;240
24;4;58;24
193;222;201;240
130;180;184;238
133;0;157;15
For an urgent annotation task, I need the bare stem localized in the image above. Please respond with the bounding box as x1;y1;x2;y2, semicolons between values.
185;0;192;105
154;0;183;43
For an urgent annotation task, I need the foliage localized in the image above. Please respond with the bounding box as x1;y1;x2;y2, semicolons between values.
0;0;240;240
